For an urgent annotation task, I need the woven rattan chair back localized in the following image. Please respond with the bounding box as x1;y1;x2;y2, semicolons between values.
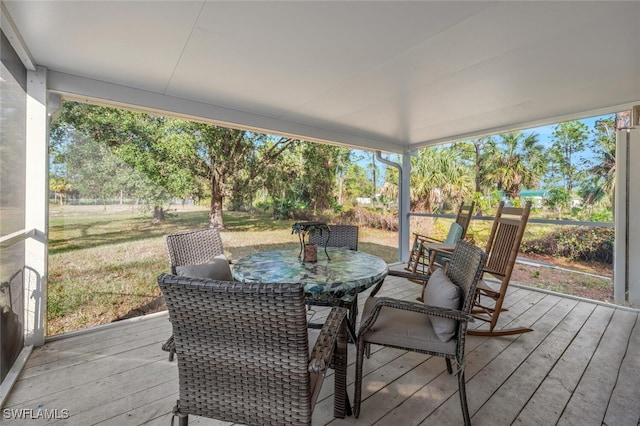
162;228;227;361
158;275;341;426
470;200;532;336
354;240;486;425
307;224;359;338
309;224;359;251
165;228;225;274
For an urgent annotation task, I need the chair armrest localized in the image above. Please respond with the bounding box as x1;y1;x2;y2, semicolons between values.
308;307;348;374
412;232;443;244
359;297;474;336
424;243;455;256
420;236;444;244
388;269;431;282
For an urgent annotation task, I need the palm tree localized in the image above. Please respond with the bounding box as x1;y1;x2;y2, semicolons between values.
580;117;616;208
481;131;547;199
410;146;473;212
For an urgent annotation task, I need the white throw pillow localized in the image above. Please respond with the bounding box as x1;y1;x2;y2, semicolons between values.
423;268;461;342
175;258;232;281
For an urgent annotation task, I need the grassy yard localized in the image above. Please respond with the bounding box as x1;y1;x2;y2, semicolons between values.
47;204;614;336
47;205;400;335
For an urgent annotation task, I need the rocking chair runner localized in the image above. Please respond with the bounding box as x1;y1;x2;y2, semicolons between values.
420;201;533;337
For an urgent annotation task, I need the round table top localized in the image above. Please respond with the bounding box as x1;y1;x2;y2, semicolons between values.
232;248;388;301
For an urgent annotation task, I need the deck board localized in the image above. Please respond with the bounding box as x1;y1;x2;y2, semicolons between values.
2;270;638;426
558;307;638;426
603;311;640;426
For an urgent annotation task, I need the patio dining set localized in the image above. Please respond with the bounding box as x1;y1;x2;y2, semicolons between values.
157;201;531;426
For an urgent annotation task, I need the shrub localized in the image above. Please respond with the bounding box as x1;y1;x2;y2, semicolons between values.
337;207;398;231
522;226;613;263
588;209;613;222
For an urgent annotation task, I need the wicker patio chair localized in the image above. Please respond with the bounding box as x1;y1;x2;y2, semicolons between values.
165;228;227;275
307;225;360;337
308;224;359;251
162;228;231;361
353;240;486;425
158;274;351;426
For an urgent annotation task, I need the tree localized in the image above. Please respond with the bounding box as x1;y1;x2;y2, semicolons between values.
410;146;472;213
259;141;351;218
544;187;571;219
52;102;295;227
580;116;616;209
50;125;170;209
52;103;196;219
49;175;72;205
454;137;492;214
300;143;350;212
549;121;588;193
184;124;295;227
481;131;547;199
342;163;373;203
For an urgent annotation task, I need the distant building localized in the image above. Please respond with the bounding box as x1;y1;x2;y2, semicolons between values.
519;189;549;208
355;197;372;205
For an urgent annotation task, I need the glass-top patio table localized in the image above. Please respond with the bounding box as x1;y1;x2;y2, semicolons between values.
232;248;389;340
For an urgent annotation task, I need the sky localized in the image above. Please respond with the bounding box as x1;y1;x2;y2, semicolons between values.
361;113;615;190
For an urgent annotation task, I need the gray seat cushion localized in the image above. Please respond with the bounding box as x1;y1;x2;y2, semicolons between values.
361;297;457;356
175;257;232;281
423;268;461;342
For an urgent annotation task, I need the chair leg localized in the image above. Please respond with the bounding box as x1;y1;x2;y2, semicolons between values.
348;295;358;327
417;281;427;302
458;367;471;426
445;358;453;374
172;402;188;426
162;335;176;362
178;413;188;426
353;339;366;418
333;318;351;418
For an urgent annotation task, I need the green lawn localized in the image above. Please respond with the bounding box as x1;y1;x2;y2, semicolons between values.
47;204;614;336
47;205;399;335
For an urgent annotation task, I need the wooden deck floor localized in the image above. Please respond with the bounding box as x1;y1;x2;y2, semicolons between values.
3;271;640;425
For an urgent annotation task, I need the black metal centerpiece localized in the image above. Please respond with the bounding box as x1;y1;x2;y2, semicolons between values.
291;222;331;261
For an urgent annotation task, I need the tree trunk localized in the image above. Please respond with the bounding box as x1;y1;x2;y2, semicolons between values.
209;173;225;229
153;206;165;222
474;140;482;192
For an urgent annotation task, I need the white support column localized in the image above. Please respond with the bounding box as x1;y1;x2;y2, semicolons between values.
399;151;411;263
24;66;48;346
614;126;640;305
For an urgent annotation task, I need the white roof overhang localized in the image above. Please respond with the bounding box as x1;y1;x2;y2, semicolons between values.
3;0;640;153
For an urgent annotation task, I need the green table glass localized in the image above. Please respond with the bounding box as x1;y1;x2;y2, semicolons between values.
232;248;389;340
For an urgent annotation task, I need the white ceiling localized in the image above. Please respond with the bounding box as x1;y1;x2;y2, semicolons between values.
3;1;640;153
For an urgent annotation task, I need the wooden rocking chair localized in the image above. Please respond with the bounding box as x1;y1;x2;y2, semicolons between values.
471;201;532;336
406;202;475;275
420;201;532;337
